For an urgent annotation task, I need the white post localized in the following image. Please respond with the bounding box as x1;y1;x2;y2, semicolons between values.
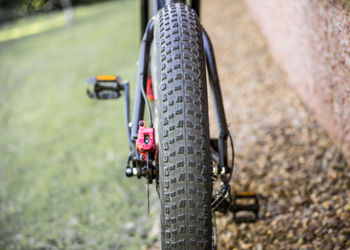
60;0;75;26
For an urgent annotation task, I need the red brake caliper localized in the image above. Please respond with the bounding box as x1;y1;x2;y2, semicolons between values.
136;120;155;161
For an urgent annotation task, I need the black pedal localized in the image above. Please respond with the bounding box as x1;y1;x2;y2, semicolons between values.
87;75;124;99
232;192;259;223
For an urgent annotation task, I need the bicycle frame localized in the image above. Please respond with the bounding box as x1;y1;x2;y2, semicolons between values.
86;0;262;244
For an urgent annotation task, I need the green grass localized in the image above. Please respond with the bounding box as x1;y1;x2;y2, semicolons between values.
0;1;158;249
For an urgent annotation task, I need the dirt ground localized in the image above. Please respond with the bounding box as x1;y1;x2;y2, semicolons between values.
203;0;350;249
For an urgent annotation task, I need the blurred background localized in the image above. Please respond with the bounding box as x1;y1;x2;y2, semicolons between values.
1;0;349;249
0;0;159;249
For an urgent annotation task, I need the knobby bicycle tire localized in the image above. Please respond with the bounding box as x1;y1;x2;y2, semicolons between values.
154;3;212;249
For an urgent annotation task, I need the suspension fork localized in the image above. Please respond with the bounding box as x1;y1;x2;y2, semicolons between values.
136;13;229;169
134;22;229;163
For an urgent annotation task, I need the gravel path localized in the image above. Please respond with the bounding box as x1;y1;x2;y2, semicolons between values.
146;1;349;249
203;0;350;249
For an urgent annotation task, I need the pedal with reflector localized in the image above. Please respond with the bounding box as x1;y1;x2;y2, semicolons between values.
232;192;259;223
87;75;124;99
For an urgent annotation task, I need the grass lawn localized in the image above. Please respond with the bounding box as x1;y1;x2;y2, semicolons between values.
0;1;157;249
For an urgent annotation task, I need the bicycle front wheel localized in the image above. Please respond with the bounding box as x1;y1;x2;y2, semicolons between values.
154;2;212;249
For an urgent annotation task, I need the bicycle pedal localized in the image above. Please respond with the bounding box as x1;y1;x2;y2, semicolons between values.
87;75;124;99
232;192;259;223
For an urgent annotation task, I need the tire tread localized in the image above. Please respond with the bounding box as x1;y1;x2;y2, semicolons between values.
156;3;212;249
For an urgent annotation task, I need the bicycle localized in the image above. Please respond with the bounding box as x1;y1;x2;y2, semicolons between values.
87;0;261;249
